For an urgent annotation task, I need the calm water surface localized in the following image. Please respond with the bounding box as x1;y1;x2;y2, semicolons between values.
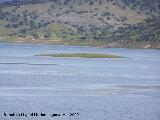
0;43;160;120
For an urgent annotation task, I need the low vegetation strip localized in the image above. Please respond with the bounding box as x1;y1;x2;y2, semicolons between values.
37;53;123;58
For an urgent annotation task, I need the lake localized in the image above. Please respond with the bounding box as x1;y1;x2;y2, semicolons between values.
0;43;160;120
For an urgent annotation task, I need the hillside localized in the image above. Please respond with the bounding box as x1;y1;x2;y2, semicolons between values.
0;0;159;48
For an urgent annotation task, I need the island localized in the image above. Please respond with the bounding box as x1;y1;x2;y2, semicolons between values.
37;53;123;58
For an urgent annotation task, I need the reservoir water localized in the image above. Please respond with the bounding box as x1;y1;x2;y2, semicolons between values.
0;43;160;120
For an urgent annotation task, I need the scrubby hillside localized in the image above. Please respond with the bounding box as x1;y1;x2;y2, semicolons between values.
0;0;159;48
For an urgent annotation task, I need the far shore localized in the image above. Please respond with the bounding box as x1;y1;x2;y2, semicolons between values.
0;38;160;49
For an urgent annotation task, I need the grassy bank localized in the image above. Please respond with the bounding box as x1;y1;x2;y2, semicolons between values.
0;37;160;49
37;53;123;58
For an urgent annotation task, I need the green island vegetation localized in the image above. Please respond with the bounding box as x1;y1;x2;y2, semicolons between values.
0;0;159;48
37;53;123;58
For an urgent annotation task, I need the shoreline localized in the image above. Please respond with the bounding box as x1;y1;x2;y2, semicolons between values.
0;39;160;49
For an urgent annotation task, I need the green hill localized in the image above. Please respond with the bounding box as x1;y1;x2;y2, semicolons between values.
0;0;159;48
